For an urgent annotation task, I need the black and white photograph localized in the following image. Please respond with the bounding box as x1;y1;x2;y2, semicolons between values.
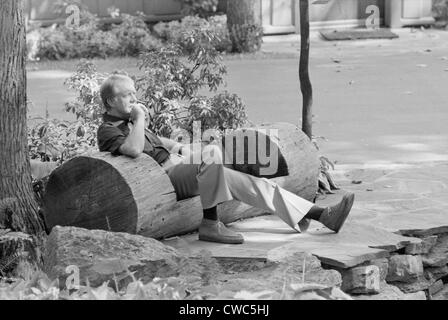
1;0;448;309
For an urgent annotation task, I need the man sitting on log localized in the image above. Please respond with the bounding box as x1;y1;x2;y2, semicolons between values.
97;75;355;245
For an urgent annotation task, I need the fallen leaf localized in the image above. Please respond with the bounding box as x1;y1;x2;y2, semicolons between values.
351;180;362;184
124;281;147;300
87;282;116;300
30;287;42;296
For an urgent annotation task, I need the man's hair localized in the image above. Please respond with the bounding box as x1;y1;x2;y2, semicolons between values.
100;74;133;110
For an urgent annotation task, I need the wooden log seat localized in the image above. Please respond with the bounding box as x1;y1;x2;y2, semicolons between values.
42;122;319;239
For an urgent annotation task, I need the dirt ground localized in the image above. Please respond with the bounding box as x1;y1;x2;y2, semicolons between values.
27;28;448;166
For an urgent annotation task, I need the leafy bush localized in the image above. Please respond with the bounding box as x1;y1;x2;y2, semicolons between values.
28;118;98;163
137;26;247;137
433;0;448;20
34;21;120;60
34;26;73;60
61;16;120;59
187;92;247;133
153;15;232;53
179;0;219;18
111;13;162;56
207;15;233;53
28;61;106;162
64;60;108;125
79;29;120;59
0;273;203;300
33;8;160;60
153;16;208;44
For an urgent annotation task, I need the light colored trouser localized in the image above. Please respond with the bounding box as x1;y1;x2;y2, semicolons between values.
164;145;314;232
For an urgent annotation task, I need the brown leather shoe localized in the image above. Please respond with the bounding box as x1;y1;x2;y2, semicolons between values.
199;219;244;244
319;193;355;233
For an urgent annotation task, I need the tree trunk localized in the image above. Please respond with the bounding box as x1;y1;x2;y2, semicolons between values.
299;0;313;139
43;123;319;239
0;0;44;235
226;0;263;53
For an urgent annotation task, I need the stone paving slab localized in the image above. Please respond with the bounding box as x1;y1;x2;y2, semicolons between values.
164;216;419;269
324;162;448;236
165;162;448;270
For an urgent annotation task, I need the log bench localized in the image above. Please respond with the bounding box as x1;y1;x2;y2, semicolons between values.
42;123;319;239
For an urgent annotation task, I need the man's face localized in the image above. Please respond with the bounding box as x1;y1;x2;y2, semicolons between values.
108;78;137;118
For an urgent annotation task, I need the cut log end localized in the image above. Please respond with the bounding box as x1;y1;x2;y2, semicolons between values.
43;157;138;233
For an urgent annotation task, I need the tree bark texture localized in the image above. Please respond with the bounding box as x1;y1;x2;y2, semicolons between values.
0;0;44;234
226;0;263;53
299;0;313;139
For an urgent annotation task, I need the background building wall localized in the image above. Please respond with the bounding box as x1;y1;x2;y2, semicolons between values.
25;0;434;32
24;0;183;24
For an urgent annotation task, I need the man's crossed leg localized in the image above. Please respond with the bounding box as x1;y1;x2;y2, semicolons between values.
164;144;355;244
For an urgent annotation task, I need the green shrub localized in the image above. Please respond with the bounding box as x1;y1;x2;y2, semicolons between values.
153;15;232;53
34;26;73;60
35;21;120;60
33;10;160;60
111;14;162;56
179;0;219;18
207;15;233;53
28;118;98;163
187;92;247;133
137;27;247;137
63;60;108;125
84;30;121;59
153;16;207;44
28;60;107;162
62;19;120;59
433;0;448;20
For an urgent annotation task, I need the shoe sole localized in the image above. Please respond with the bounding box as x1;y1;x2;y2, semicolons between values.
333;193;355;233
199;234;244;245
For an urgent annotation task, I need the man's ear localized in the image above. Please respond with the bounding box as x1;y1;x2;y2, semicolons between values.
106;97;115;108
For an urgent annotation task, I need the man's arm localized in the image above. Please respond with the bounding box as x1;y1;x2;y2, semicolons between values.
118;105;146;158
159;137;184;155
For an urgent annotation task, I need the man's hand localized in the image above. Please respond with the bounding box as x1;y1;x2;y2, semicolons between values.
130;104;147;122
119;104;148;158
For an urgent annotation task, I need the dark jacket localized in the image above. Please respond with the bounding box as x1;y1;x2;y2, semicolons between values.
97;113;170;165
